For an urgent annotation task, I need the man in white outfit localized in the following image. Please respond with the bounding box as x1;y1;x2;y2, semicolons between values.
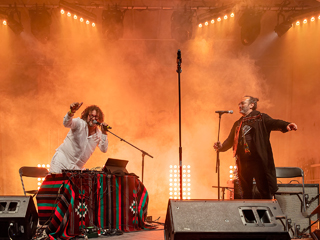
49;102;109;173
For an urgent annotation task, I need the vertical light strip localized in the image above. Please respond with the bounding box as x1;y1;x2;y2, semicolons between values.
169;165;191;200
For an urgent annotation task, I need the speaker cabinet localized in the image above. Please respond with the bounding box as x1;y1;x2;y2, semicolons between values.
0;196;38;240
275;184;319;237
164;199;290;240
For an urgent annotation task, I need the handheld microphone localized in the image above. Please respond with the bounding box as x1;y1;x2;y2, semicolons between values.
92;120;112;129
215;110;233;114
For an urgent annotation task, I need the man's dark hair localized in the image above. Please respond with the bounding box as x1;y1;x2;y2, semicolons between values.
244;95;259;110
81;105;104;123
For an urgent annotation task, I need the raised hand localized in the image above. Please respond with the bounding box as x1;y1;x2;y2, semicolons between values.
70;102;83;113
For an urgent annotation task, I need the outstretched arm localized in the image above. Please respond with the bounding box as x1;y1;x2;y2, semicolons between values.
64;102;83;128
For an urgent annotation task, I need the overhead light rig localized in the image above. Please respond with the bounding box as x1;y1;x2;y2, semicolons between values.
275;5;320;36
59;0;97;27
0;3;23;35
196;4;235;27
1;1;320;43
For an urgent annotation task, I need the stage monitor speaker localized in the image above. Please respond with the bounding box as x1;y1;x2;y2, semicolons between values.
164;199;290;240
0;196;38;240
275;183;319;237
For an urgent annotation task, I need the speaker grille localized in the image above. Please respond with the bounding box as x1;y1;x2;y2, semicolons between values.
165;199;290;240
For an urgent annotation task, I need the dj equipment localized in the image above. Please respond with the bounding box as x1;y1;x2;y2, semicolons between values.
165;199;290;240
102;158;129;173
0;196;38;240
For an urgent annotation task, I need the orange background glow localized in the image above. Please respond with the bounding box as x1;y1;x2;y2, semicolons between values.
0;6;319;219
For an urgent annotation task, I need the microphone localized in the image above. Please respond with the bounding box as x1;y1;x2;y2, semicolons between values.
177;49;182;65
92;120;112;129
177;49;181;61
215;110;233;114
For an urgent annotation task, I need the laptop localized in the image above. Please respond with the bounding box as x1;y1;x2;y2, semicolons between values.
103;158;129;173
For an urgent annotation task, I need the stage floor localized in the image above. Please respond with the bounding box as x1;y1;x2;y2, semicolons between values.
68;229;314;240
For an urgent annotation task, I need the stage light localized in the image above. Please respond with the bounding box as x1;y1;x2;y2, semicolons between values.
2;20;6;25
231;13;234;17
29;7;52;43
318;15;320;19
296;21;300;25
239;9;263;46
205;21;208;26
303;19;307;24
73;14;77;19
229;166;233;169
6;12;24;35
60;9;65;14
211;19;214;24
80;17;83;22
67;12;71;17
86;20;89;24
224;15;228;19
311;17;315;22
199;23;202;28
59;0;97;23
169;165;191;199
37;164;41;167
217;17;221;22
102;9;125;41
274;21;292;37
92;22;95;27
171;10;193;42
230;170;233;173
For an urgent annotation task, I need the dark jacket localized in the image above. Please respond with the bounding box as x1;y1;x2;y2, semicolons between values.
219;110;290;194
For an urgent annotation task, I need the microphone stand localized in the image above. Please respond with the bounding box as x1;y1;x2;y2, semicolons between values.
176;49;183;200
107;130;153;183
216;113;223;200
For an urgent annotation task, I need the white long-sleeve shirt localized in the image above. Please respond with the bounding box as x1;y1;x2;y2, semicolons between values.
49;113;108;173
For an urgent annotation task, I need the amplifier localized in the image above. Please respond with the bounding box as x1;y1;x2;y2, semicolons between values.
275;184;319;237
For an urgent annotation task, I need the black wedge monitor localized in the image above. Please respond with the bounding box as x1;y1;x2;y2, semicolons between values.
103;158;128;173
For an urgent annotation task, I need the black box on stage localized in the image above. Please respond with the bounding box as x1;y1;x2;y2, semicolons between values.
164;199;290;240
0;196;38;240
275;184;319;236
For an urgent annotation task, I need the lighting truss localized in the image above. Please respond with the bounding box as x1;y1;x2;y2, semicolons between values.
59;0;97;24
0;6;23;35
275;6;320;37
196;4;235;25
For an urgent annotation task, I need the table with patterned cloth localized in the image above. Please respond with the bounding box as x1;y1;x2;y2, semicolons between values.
36;171;150;239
